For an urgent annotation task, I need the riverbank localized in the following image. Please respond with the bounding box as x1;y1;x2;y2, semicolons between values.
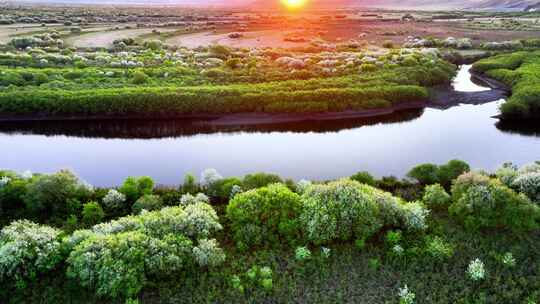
0;65;508;126
472;50;540;120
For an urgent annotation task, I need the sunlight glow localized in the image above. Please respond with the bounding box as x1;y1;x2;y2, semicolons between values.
281;0;307;9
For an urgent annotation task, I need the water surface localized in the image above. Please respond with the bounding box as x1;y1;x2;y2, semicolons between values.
1;66;539;187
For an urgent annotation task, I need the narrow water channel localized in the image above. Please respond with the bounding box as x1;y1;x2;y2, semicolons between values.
1;65;539;186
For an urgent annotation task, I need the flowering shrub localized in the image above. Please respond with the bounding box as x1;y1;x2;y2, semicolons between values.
0;220;63;287
296;179;312;194
401;201;430;231
0;176;10;188
422;184;451;210
227;183;302;248
450;172;491;202
67;231;193;298
449;178;539;232
300;179;384;244
192;239;226;267
201;168;223;186
496;166;518;187
179;193;209;206
398;285;415;304
230;185;243;199
181;202;223;239
518;162;540;175
467;258;486;281
132;194;163;214
102;189;126;211
66;202;224;298
512;172;540;203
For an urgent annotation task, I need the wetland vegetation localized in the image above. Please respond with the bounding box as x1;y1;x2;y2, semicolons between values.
1;2;540;304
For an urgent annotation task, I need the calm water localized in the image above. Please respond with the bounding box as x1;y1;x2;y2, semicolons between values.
1;65;539;187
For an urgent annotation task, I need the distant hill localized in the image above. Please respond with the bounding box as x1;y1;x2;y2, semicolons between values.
7;0;540;11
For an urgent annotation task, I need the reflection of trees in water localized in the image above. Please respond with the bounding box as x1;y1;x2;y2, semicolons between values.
0;109;424;139
495;120;540;138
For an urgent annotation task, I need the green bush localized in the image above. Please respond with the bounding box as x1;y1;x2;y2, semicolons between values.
424;236;454;262
350;171;376;186
81;201;105;226
132;194;162;214
422;184;451;210
67;231;193;298
132;71;149;84
66;203;223;299
119;176;154;203
242;173;283;190
23;170;92;222
407;163;440;185
437;160;470;187
449;176;539;232
227;184;302;248
299;179;384;244
206;177;242;201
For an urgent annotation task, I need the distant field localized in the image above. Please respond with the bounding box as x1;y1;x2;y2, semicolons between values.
0;24;62;43
66;27;178;48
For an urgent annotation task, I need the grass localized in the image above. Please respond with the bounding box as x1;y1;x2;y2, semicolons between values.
473;50;540;119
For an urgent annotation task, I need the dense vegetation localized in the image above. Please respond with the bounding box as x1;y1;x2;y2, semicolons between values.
0;37;456;118
473;50;540;119
1;160;540;303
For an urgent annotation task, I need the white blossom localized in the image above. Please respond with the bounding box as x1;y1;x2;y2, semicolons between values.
398;285;415;304
467;258;486;281
102;189;126;210
201;168;222;186
192;239;225;267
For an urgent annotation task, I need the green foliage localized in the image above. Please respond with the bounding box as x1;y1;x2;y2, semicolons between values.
295;246;312;262
131;194;162;214
206;177;242;201
473;51;540;119
422;184;451;210
131;71;148;84
407;163;439;184
350;171;376;186
227;184;302;248
449;175;540;232
67;231;193;298
119;176;154;203
180;173;199;194
23;170;92;222
81;202;104;226
66;203;223;299
424;236;454;262
242;172;283;190
407;160;470;186
437;160;470;187
299;179;384;244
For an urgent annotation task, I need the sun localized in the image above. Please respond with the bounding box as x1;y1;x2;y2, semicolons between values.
281;0;307;9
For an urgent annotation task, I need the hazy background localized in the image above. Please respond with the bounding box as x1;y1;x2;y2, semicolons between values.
5;0;540;11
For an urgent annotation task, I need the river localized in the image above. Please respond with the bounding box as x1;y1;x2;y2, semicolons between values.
1;65;539;186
